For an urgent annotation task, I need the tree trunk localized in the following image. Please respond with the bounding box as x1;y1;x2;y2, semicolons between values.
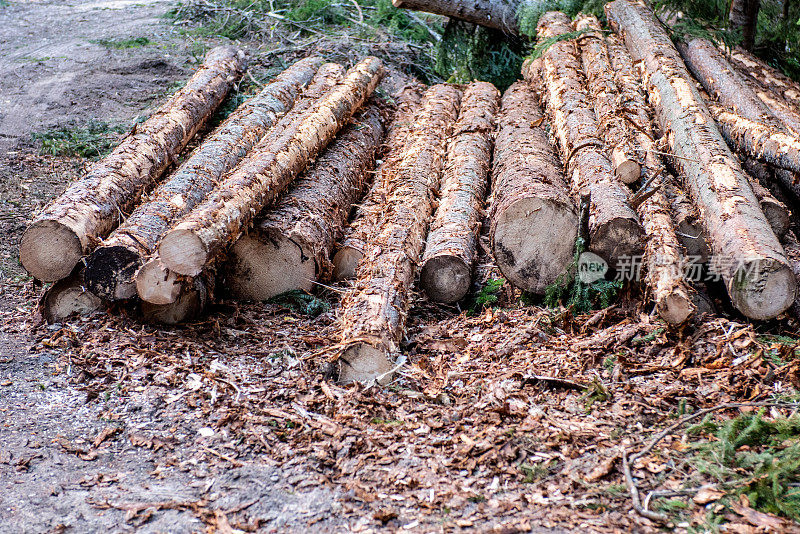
606;34;696;324
335;84;461;385
729;0;760;51
732;65;800;136
141;276;209;325
332;83;425;281
158;57;384;277
607;0;797;320
135;63;346;305
574;14;640;184
39;269;104;324
391;0;520;34
665;182;711;264
83;57;324;301
224;104;385;301
534;11;643;268
728;46;800;107
488;80;577;295
20;46;246;282
420;82;499;303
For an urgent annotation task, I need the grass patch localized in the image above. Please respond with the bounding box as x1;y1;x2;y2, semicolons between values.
90;36;152;49
31;121;128;159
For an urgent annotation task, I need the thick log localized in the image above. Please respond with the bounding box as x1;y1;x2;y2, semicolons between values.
574;14;640;184
20;47;246;282
488;80;577;295
728;46;800;107
135;63;346;305
607;0;797;320
336;84;461;384
732;65;800;136
606;34;695;324
225;104;385;301
332;83;425;281
534;11;643;268
391;0;520;34
39;270;104;324
84;57;324;301
420;82;499;303
158;57;384;277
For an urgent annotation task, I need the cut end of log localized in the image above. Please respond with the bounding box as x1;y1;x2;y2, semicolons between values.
84;245;141;301
20;220;83;282
225;232;315;301
141;279;207;325
614;158;642;185
337;343;395;385
332;246;364;281
135;258;182;305
40;275;103;323
420;255;471;304
158;228;208;277
590;216;644;268
729;260;797;320
657;291;695;325
760;199;790;239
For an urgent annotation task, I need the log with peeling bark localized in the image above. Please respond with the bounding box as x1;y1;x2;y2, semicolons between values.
157;57;384;278
741;162;791;238
420;82;498;303
225;104;385;301
607;0;797;320
606;34;695;324
391;0;520;34
781;231;800;319
488;80;577;295
83;57;324;301
728;46;800;108
335;84;461;385
574;14;640;184
332;83;425;281
665;182;710;263
534;11;643;268
135;62;346;306
20;46;246;282
39;269;104;324
732;65;800;136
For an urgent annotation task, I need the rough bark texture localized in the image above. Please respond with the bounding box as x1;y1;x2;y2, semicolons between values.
391;0;520;34
39;270;104;324
782;231;800;319
225;104;386;301
158;57;384;277
665;182;711;263
747;170;791;238
336;84;461;385
332;83;425;281
420;82;498;303
733;65;800;136
728;0;760;51
535;11;643;268
607;34;696;324
574;14;640;184
728;46;800;107
607;0;797;320
20;46;246;282
488;80;577;295
84;57;323;301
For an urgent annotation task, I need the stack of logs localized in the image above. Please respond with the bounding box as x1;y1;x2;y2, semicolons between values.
19;1;800;384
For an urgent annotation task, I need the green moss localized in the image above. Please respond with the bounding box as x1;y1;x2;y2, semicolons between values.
90;36;152;49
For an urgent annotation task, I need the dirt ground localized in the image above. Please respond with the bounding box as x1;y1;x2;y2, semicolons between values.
3;1;800;533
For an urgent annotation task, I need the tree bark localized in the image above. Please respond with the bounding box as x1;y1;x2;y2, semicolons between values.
391;0;520;34
224;104;385;301
731;65;800;136
39;269;104;324
83;57;324;301
574;14;640;184
728;0;760;51
728;46;800;107
534;11;643;268
335;84;461;385
781;230;800;319
332;83;425;281
158;57;384;277
607;0;797;320
748;170;791;238
420;82;499;303
665;182;711;264
488;80;577;295
20;46;246;282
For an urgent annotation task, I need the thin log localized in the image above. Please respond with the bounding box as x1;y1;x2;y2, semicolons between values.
488;80;578;295
664;182;711;263
20;46;246;282
391;0;520;34
141;276;209;325
39;269;104;324
742;161;791;238
781;231;800;320
158;57;383;277
335;84;461;385
225;104;385;301
420;82;499;303
607;0;797;320
574;14;640;184
534;11;643;268
84;57;324;301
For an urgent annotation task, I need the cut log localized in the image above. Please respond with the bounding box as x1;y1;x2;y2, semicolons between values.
39;270;104;324
488;80;577;295
534;11;643;268
391;0;520;34
742;162;791;238
574;14;640;184
781;231;800;319
158;57;384;277
225;104;385;301
336;84;461;384
332;82;425;281
728;46;800;107
20;46;246;282
420;82;499;303
83;57;324;301
135;62;346;305
607;0;797;320
606;34;695;324
141;276;209;325
732;65;800;136
665;182;711;263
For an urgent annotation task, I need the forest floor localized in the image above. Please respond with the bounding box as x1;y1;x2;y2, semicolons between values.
2;1;800;533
